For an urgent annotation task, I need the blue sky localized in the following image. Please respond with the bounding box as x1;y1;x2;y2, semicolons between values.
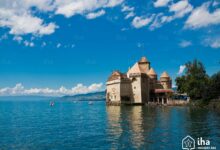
0;0;220;96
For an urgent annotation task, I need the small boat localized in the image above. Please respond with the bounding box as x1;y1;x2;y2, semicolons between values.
50;101;55;106
88;101;93;105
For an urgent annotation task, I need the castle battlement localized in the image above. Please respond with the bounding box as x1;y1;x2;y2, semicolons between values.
106;56;173;105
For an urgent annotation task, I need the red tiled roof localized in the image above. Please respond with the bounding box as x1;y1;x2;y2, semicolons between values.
154;89;173;93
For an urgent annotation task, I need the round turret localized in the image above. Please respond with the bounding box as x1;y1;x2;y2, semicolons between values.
138;56;150;73
160;71;171;89
139;56;149;63
147;68;157;79
108;71;127;82
160;71;170;81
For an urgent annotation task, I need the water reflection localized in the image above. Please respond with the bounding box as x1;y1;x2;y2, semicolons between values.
187;108;220;147
106;106;220;149
106;106;158;149
1;101;220;150
187;108;211;138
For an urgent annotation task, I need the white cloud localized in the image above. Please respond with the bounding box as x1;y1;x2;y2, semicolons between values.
121;5;134;12
0;0;57;36
204;37;220;49
132;16;153;28
106;0;124;7
0;83;104;96
177;65;186;75
121;5;135;19
154;0;170;8
19;0;55;12
169;0;193;18
209;40;220;48
149;13;168;30
55;0;123;18
148;0;193;30
185;2;220;29
24;40;34;47
125;12;135;19
210;40;220;48
86;10;105;19
7;14;57;35
179;40;192;47
0;0;123;37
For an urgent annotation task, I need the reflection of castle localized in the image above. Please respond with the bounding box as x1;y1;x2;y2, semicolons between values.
106;56;173;105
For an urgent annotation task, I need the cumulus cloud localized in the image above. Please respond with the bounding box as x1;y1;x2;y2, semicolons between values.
177;65;186;75
154;0;170;8
185;2;220;29
179;40;192;47
0;83;104;97
148;0;193;30
132;16;153;28
86;10;105;19
0;0;123;37
0;1;57;36
55;0;123;18
169;0;193;19
106;0;124;7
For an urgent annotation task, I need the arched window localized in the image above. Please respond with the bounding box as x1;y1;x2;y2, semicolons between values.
132;77;137;82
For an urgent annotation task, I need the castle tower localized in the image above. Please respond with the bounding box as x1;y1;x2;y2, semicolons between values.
137;56;150;74
127;62;149;104
147;68;157;90
106;71;131;104
106;56;174;105
160;71;172;89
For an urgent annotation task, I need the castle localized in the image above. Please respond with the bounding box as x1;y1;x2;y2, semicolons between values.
106;56;173;105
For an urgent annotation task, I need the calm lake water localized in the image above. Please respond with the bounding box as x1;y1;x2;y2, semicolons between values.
0;100;220;150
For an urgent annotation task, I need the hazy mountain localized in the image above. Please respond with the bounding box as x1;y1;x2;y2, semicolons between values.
0;96;54;101
0;91;106;101
59;91;105;101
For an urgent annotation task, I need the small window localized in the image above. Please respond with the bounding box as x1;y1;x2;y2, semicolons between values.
132;78;137;82
134;86;136;89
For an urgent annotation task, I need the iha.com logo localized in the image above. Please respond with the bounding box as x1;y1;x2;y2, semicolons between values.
182;135;216;150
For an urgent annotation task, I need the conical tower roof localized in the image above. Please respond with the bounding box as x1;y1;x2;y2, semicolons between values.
108;71;127;81
147;68;157;75
127;63;142;74
160;71;170;78
139;56;149;63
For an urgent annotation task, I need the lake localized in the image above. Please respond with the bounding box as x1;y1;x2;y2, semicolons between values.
0;100;220;150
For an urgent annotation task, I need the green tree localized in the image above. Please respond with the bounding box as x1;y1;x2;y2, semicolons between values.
176;59;209;100
209;71;220;99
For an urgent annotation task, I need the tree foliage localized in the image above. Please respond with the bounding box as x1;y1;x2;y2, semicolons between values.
208;71;220;99
176;59;210;100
